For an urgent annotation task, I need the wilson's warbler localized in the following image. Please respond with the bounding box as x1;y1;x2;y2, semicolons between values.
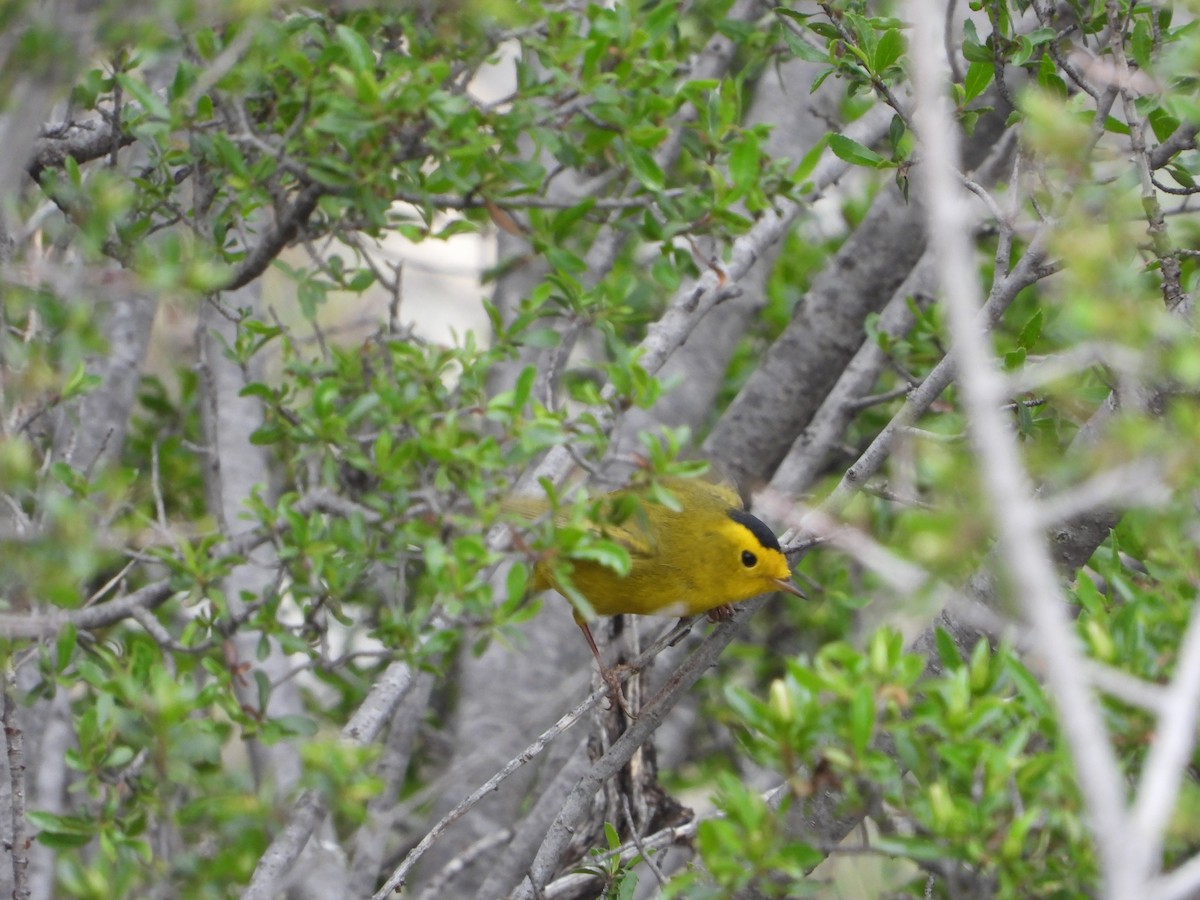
508;477;804;711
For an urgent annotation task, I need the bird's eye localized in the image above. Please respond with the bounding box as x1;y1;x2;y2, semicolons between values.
741;550;757;568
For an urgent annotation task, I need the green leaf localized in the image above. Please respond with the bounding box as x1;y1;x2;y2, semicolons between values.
791;133;830;185
1007;658;1051;718
961;20;991;63
1130;19;1152;71
569;541;632;577
780;27;828;64
968;639;991;692
265;714;319;741
550;198;596;239
963;61;994;103
35;830;93;850
873;833;954;863
774;7;814;25
872;29;904;73
56;622;77;672
116;73;170;121
625;145;665;191
849;683;874;754
1018;308;1044;349
934;626;963;671
62;362;100;400
335;24;375;72
729;131;760;191
604;821;621;850
1167;163;1196;189
505;562;529;606
28;810;94;847
829;133;888;168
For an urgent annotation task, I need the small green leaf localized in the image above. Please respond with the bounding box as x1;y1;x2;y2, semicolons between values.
625;145;665;191
335;24;375;72
505;562;529;606
1167;163;1196;189
934;626;963;671
872;29;904;73
62;362;100;400
849;683;874;754
963;61;994;103
263;715;319;743
35;830;93;850
961;20;991;63
728;132;760;190
604;821;621;850
56;622;77;672
791;133;830;184
774;6;814;24
968;639;991;692
780;27;828;63
829;133;888;168
117;73;170;121
1018;308;1044;349
1007;658;1051;718
569;541;632;577
1130;18;1152;71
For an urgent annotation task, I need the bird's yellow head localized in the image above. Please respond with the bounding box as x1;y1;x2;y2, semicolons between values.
715;509;806;602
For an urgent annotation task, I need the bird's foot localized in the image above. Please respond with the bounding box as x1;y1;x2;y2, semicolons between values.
706;604;735;623
600;664;635;719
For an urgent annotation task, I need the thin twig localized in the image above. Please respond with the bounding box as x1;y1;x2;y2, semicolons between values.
1106;1;1185;312
414;828;515;900
622;793;670;887
242;660;415;900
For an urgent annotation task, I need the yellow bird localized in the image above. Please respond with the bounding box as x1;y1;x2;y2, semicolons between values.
508;476;805;711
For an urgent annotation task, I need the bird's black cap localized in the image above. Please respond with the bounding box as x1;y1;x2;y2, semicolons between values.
726;508;782;552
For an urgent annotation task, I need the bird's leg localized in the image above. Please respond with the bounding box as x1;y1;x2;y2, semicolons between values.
577;618;634;719
706;605;730;623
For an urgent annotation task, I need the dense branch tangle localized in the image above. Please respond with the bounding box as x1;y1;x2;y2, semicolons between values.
4;4;1200;900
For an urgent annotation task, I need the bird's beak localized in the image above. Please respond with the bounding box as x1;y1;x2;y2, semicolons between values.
772;578;807;599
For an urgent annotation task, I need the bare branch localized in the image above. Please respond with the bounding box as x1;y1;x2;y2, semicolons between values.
1148;123;1199;171
1035;461;1171;528
242;660;416;900
1105;1;1186;313
908;4;1132;897
3;665;29;900
772;255;937;493
1127;603;1200;884
223;182;325;292
806;226;1051;527
26;120;137;183
524;105;893;492
372;619;695;899
510;612;756;899
1084;661;1168;715
0;579;175;640
1153;850;1200;900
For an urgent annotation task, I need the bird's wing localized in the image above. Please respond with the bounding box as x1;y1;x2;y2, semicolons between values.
503;492;658;557
594;513;657;559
